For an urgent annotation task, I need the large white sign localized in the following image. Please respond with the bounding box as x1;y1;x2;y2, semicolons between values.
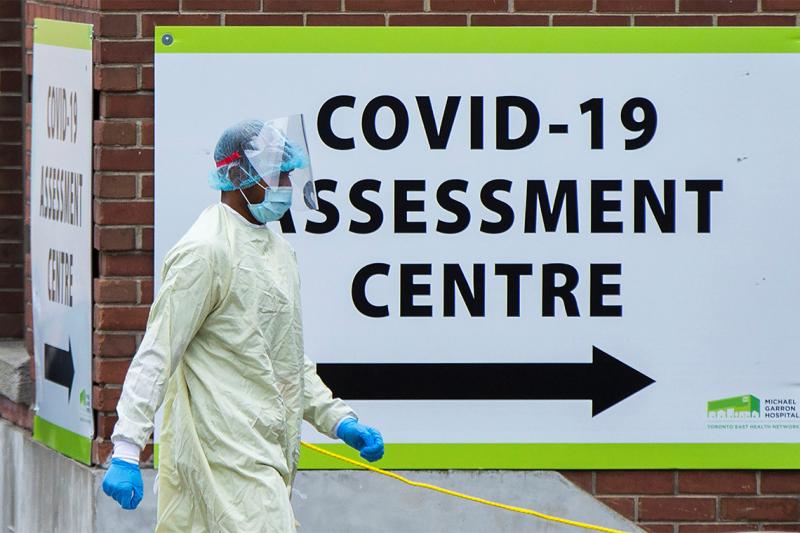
31;19;93;464
154;27;800;468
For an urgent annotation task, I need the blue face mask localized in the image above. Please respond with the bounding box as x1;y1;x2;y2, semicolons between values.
241;185;292;224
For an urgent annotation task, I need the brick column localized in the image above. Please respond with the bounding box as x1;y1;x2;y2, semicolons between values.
0;1;29;427
0;1;24;340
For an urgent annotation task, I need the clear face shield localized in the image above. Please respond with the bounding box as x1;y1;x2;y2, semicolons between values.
243;115;319;211
209;114;319;212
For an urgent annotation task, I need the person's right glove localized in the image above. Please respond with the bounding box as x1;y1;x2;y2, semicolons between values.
102;458;144;510
336;418;384;462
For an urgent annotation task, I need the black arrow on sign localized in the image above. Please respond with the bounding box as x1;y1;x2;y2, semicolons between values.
317;346;655;416
44;340;75;401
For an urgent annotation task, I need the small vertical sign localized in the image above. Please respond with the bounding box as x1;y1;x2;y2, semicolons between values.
31;18;94;464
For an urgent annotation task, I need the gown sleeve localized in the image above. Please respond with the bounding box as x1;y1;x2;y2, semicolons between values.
302;355;356;439
111;248;219;449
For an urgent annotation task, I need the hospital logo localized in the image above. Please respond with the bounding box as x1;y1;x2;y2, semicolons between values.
707;394;760;419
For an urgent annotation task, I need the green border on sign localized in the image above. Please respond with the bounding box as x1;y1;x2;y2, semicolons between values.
34;18;92;50
299;443;800;470
154;27;800;54
33;415;92;465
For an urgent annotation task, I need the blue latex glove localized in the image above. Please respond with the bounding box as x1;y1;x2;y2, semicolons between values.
336;418;384;462
102;458;143;510
280;140;309;172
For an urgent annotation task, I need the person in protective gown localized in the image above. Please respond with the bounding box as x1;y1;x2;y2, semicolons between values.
101;117;384;532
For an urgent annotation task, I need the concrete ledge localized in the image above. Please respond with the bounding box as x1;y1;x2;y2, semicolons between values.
0;418;94;533
0;340;31;404
2;419;641;532
291;469;643;533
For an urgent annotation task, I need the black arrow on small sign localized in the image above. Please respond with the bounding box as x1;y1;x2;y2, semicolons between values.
44;341;75;401
317;346;655;416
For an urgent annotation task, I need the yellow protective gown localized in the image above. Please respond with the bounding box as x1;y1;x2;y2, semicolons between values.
112;203;355;533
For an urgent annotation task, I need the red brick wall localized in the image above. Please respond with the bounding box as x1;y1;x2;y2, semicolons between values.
0;1;24;340
562;470;800;531
0;0;28;428
9;1;800;531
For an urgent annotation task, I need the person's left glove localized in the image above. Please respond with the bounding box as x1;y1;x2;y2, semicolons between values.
102;458;144;510
336;418;384;462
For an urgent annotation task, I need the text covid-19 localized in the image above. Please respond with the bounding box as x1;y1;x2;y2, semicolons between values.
278;95;722;319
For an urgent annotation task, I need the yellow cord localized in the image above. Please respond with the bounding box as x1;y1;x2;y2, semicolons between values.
300;442;628;533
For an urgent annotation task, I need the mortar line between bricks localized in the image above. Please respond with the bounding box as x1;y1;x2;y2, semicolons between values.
94;199;151;205
95;38;149;45
94;171;144;176
94;225;140;229
96;275;150;279
135;227;144;250
722;494;800;501
92;64;135;70
96;116;149;121
95;303;151;309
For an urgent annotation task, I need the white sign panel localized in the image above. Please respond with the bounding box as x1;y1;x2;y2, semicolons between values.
154;27;800;468
31;19;93;464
